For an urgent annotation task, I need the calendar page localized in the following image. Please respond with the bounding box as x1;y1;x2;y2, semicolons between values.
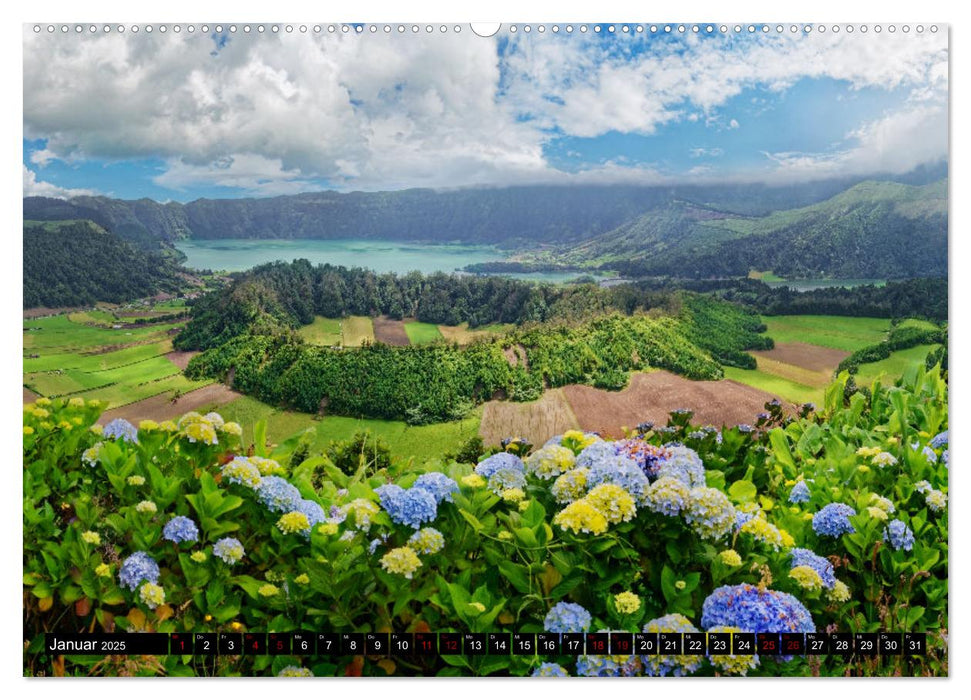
22;20;948;679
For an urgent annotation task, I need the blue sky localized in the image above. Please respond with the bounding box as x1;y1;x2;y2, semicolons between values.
23;26;948;201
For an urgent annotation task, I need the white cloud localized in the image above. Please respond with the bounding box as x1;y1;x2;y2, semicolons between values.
22;28;948;192
22;165;97;198
29;149;58;167
689;147;724;158
763;103;947;181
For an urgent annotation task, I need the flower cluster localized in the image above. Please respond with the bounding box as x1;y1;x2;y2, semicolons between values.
788;480;811;504
930;430;948;449
213;537;245;565
103;418;139;444
488;467;527;496
655;444;707;488
278;666;314;677
380;546;423;579
812;503;857;537
739;512;791;550
584;483;637;524
789;548;836;589
586;458;650;503
614;439;671;478
474;452;526;479
884;519;915;551
553;500;608;535
576;441;622;469
789;566;824;592
872;452;898;467
118;551;160;591
138;582;165;610
551;468;590;504
925;488;947;513
277;511;311;535
525;444;576;479
644;477;690;517
531;663;569;677
374;484;438;529
221;457;263;488
256;476;303;513
413;472;459;504
683;487;736;541
544;602;592;633
701;584;815;634
408;527;445;555
614;591;641;614
162;515;199;544
340;498;380;528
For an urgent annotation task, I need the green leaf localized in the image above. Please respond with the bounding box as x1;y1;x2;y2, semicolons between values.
728;480;758;504
768;428;796;469
497;561;531;594
548;572;583;598
458;509;484;532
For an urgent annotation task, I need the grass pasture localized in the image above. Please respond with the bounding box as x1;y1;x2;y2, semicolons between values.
341;316;375;347
23;341;174;374
761;315;889;352
723;366;823;406
403;321;443;345
298;316;343;346
855;344;941;387
216;395;481;461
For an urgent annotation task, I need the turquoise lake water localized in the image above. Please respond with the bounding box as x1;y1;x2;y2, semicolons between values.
174;239;583;283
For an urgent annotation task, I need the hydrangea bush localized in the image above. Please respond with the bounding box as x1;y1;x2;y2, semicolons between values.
23;365;948;677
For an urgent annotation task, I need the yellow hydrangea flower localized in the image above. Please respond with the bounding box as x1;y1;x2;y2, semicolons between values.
68;397;85;408
95;563;111;577
139;420;159;431
294;574;310;585
190;551;207;563
139;582;165;609
553;499;608;535
276;511;311;535
222;421;243;437
718;549;742;567
614;591;641;614
461;474;487;489
585;483;636;524
318;522;339;536
827;580;851;603
789;565;824;592
258;583;280;597
502;488;525;504
135;501;157;514
81;531;101;546
127;475;146;486
379;546;422;579
23;426;34;436
497;531;513;541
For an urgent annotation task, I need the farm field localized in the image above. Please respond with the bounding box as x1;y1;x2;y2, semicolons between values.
437;322;513;345
761;314;889;351
297;316;342;346
403;321;444;345
372;316;411;346
22;311;208;410
214;395;481;461
97;383;242;425
855;343;942;386
341;315;375;346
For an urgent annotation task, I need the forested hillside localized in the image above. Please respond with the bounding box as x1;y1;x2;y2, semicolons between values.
611;180;947;279
23;221;183;308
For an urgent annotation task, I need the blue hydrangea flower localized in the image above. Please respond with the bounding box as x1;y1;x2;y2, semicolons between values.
789;548;836;589
930;431;948;449
474;452;525;479
296;499;327;533
656;444;706;488
532;663;569;677
368;537;385;555
413;472;459;504
575;441;620;469
884;519;915;551
575;655;623;677
162;515;199;544
587;457;650;502
488;467;527;495
922;446;938;464
701;584;815;634
103;418;139;444
118;551;160;591
543;602;592;633
212;537;245;565
812;503;857;537
788;481;811;504
734;509;757;531
737;424;753;434
943;449;949;468
375;484;438;529
256;476;303;513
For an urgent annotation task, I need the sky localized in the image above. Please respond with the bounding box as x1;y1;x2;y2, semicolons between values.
22;23;948;201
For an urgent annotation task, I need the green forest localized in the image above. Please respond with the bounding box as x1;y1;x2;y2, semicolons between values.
23;221;183;308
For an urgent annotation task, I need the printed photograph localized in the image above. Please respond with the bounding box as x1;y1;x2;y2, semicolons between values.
22;22;948;677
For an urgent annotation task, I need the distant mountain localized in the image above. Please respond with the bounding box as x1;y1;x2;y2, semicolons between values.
23;220;183;308
23;166;945;250
607;180;948;280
